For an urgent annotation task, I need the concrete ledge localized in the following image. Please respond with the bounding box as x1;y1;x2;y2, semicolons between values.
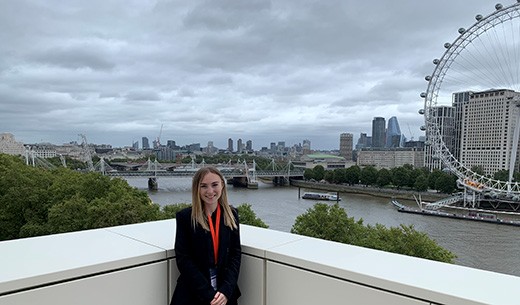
0;220;518;305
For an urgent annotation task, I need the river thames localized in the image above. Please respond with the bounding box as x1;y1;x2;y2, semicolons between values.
126;177;520;277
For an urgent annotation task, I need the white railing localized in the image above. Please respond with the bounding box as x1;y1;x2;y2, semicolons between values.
0;220;518;305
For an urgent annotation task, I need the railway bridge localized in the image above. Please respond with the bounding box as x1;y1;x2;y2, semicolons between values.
100;159;304;190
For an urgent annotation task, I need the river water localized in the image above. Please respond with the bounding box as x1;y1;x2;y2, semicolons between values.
126;177;520;277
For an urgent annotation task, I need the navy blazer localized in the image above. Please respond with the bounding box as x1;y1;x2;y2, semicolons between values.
170;206;241;305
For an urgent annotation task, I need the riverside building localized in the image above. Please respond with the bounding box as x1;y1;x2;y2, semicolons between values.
0;133;25;156
425;89;520;175
339;133;353;161
357;147;424;169
459;89;520;175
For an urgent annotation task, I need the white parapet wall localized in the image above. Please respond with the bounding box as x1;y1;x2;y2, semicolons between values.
0;219;518;305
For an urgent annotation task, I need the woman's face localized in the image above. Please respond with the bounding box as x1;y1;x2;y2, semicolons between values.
199;172;223;212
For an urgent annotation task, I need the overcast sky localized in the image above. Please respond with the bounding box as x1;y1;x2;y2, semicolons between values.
0;0;501;150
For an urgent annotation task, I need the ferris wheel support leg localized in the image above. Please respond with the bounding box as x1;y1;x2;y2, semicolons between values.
509;106;520;193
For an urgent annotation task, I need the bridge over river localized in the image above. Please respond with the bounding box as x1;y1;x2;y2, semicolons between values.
99;159;304;190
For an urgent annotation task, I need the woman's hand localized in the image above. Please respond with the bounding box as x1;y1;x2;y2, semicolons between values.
210;291;228;305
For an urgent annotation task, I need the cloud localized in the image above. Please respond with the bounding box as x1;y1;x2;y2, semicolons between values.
0;0;507;149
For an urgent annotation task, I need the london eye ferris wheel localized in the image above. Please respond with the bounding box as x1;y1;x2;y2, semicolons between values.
421;1;520;197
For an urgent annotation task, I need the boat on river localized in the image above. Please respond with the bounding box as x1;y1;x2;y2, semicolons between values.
302;192;340;201
390;199;520;227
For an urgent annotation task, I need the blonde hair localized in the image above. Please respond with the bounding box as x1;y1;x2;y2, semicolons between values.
191;166;238;231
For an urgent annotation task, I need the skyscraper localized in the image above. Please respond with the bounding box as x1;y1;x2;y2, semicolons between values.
142;137;150;149
385;116;402;148
237;139;243;154
302;139;311;154
452;91;471;160
339;133;353;161
355;133;369;150
228;138;233;152
372;117;386;148
424;106;456;171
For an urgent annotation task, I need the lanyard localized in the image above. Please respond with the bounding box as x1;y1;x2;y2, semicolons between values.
208;204;221;265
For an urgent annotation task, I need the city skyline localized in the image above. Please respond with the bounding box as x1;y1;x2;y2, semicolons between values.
5;112;408;152
0;1;496;150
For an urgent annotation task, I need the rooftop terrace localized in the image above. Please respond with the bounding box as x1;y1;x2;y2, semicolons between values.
1;219;518;305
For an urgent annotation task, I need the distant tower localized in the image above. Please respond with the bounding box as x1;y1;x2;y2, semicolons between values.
270;142;276;152
142;137;150;149
228;138;233;152
355;133;368;150
425;105;456;171
372;117;386;148
246;140;252;151
339;133;353;161
237;139;243;154
452;91;471;161
302;139;311;154
167;140;177;149
386;116;402;148
207;141;215;154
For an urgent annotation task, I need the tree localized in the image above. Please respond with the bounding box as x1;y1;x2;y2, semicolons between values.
493;170;509;181
0;154;54;240
236;204;269;228
312;165;325;181
291;203;364;244
344;165;360;185
409;168;425;188
159;203;191;219
471;165;485;176
0;154;162;240
360;166;378;186
414;174;429;192
303;168;314;180
428;170;443;190
332;168;346;184
376;168;392;187
435;172;458;194
391;166;410;189
361;224;456;263
291;203;456;263
324;170;334;183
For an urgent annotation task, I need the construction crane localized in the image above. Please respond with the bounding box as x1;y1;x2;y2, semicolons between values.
154;124;163;149
407;123;415;141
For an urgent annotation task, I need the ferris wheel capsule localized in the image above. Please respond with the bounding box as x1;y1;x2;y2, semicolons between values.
433;58;440;65
420;125;426;131
420;92;427;98
425;75;432;81
458;28;466;34
444;42;451;48
418;109;425;114
476;14;483;21
495;4;503;10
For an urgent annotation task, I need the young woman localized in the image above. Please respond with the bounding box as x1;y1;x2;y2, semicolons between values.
170;166;241;305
